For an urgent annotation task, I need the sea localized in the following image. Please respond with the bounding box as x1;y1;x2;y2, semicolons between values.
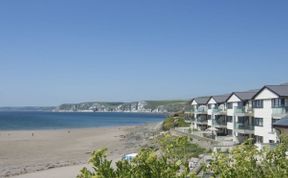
0;111;166;130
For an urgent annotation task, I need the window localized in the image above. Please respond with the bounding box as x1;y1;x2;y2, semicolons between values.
252;100;263;108
271;98;285;108
208;104;212;109
227;116;233;122
254;117;263;127
227;103;233;109
208;115;211;120
237;102;244;108
255;136;263;143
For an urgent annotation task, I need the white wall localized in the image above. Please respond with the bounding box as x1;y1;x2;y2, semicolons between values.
227;94;241;103
254;88;279;143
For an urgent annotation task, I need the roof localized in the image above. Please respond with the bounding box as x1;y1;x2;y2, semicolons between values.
253;85;288;99
226;89;259;102
234;91;259;101
266;85;288;97
273;118;288;128
211;94;230;104
192;96;211;105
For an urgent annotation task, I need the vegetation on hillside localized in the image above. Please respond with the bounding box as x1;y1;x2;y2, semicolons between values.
162;116;190;131
77;134;206;178
205;136;288;178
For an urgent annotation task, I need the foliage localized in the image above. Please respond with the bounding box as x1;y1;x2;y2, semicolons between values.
77;134;205;178
162;117;190;131
77;148;196;178
158;134;206;160
205;136;288;178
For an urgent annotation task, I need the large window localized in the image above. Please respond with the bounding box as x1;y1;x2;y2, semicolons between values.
227;103;233;109
254;117;263;127
271;98;286;108
252;100;263;108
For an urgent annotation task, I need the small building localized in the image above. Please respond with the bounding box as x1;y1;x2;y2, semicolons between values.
273;117;288;136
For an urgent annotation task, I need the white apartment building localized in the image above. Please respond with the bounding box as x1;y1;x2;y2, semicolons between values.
187;83;288;146
252;85;288;145
191;96;210;131
226;91;258;143
207;94;230;136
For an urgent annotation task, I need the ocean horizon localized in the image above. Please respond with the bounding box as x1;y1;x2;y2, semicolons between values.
0;111;166;131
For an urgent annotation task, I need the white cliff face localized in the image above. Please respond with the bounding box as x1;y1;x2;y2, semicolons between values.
57;100;185;113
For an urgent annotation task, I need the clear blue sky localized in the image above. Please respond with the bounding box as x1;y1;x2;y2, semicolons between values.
0;0;287;106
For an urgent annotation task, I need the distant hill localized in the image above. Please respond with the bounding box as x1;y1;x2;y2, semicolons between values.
0;106;56;112
56;100;188;113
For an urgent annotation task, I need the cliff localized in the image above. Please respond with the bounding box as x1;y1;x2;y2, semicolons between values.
56;100;188;113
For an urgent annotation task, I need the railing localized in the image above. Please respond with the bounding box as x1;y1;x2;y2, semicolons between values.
235;123;254;130
272;107;288;117
234;107;253;115
196;117;208;124
212;108;227;115
213;120;227;127
196;107;208;113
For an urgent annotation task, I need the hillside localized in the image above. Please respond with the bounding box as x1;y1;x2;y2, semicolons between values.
56;100;188;113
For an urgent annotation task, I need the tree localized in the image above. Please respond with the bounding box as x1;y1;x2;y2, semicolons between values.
77;134;204;178
77;148;196;178
205;136;288;178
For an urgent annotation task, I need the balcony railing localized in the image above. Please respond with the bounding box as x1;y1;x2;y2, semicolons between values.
212;108;227;115
196;107;208;114
235;123;254;134
272;107;288;118
234;107;253;116
196;117;208;124
213;120;227;128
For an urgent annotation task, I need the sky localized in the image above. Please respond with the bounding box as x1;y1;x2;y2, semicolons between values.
0;0;288;106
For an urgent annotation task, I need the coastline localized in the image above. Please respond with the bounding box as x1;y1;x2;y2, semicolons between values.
0;123;162;177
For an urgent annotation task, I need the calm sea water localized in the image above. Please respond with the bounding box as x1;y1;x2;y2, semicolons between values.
0;112;166;130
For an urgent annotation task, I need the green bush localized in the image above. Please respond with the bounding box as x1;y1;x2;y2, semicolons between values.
162;117;190;131
205;136;288;178
158;134;206;159
77;148;196;178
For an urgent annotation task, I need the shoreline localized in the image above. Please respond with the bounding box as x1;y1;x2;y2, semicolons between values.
0;123;162;177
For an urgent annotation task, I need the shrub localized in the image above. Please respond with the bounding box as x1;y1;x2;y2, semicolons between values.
162;117;190;131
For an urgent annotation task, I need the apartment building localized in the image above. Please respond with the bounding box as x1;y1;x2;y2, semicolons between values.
191;96;210;131
226;90;258;143
207;94;230;136
187;83;288;146
252;85;288;145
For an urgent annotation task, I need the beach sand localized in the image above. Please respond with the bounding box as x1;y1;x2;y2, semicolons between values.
0;123;161;178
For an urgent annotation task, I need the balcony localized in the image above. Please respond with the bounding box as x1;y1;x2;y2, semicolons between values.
234;107;253;117
213;120;227;128
212;108;227;115
195;107;208;114
272;107;288;118
196;116;208;125
234;123;254;134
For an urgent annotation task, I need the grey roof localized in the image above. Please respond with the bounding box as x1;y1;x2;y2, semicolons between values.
273;118;288;128
234;91;259;101
265;85;288;97
211;94;230;104
193;96;211;105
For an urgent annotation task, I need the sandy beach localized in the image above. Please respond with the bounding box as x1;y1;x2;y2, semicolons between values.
0;123;161;178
